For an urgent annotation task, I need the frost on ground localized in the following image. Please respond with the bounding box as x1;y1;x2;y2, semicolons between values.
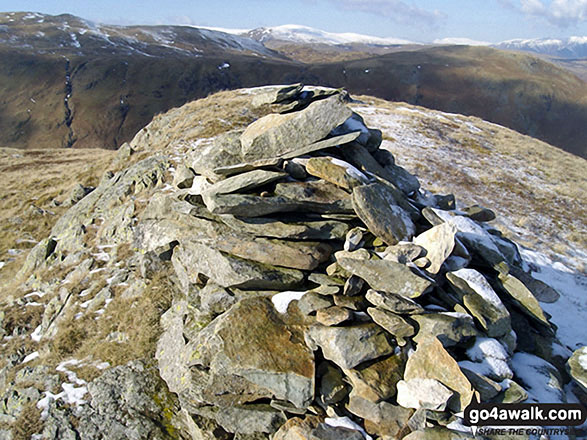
353;101;586;273
521;248;587;352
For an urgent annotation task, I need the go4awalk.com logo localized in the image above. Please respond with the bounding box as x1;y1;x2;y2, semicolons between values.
464;403;586;437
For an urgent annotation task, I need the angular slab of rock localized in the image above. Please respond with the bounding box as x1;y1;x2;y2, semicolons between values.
343;354;405;402
316;306;353;326
412;312;478;347
367;308;415;345
188;297;315;409
404;338;474;412
365;289;424;314
190;130;243;179
447;268;511;337
305;324;394;370
337;257;432;298
341;142;419;194
172;242;303;290
203;169;287;196
215;404;286;435
212;157;283;177
138;205;331;270
280;131;361;160
567;346;587;394
240;95;353;160
498;274;550;327
427;209;505;267
306;156;369;190
352;183;415;245
397;378;454;411
274;180;354;212
413;223;457;274
460;368;502;401
251;83;304;106
219;215;349;240
203;193;351;217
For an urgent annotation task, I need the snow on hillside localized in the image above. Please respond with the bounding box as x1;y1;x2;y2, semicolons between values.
494;36;587;58
434;37;490;46
247;24;416;46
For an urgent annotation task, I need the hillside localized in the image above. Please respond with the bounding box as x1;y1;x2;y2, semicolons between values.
0;85;585;439
1;12;586;158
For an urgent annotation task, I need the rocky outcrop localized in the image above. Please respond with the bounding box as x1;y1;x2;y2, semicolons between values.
3;84;579;440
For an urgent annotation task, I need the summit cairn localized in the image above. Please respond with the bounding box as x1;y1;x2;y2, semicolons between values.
148;86;564;438
8;85;578;439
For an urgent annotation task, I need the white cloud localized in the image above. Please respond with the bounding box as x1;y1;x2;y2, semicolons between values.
327;0;445;25
519;0;587;27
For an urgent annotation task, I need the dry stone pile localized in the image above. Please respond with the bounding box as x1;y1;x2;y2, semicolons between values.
5;85;584;440
142;86;577;439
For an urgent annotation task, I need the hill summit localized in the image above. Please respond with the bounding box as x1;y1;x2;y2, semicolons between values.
0;85;585;439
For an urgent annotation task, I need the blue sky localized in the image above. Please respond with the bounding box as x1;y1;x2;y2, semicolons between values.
1;0;586;43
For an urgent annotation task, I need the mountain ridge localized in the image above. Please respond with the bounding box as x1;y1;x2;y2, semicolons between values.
1;11;586;158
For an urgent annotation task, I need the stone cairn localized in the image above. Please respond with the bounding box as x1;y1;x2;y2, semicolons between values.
142;85;574;439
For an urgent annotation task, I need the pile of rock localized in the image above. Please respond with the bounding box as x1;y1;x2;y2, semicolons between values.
140;86;575;439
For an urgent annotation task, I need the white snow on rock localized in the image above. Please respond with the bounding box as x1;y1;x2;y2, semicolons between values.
271;291;307;314
22;351;39;363
450;268;505;309
460;337;513;380
325;416;373;440
31;325;43;342
328;157;370;183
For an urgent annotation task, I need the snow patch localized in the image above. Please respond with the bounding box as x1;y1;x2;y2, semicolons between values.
325;417;373;440
450;268;505;309
271;291;307;314
22;351;39;363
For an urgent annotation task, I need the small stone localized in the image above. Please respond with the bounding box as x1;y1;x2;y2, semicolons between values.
413;223;457;274
397;378;454;411
316;307;353;326
305;324;394;370
365;289;424;314
492;380;528;404
334;295;370;311
311;424;364;440
498;273;550;327
461;368;502;402
215;404;287;435
462;205;496;222
297;292;334;315
367;308;415;345
337;257;432;298
344;227;366;252
240;95;352;161
347;396;412;438
173;163;195;189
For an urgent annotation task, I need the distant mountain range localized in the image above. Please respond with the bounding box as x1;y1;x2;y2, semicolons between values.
206;24;587;60
0;11;585;158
